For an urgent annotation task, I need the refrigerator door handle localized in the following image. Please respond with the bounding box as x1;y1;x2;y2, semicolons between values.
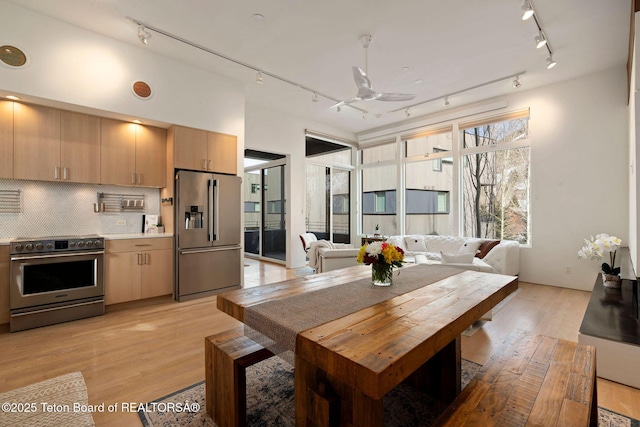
208;179;214;241
213;179;220;241
179;245;241;255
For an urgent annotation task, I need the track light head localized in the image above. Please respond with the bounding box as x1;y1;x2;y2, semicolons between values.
404;108;411;117
336;106;341;113
546;55;557;69
138;24;151;45
512;75;522;88
521;0;534;20
256;71;263;84
444;96;450;107
535;31;547;49
311;92;318;103
362;111;367;119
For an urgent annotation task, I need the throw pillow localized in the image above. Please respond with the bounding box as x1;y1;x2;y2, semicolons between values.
405;236;428;252
385;236;406;252
476;240;500;259
458;238;483;255
441;251;475;264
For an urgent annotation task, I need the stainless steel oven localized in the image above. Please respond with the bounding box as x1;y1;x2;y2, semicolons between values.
9;236;105;332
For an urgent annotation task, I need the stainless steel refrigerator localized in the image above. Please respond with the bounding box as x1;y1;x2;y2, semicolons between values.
175;170;242;301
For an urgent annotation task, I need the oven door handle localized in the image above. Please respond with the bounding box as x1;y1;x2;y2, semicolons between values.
11;251;104;261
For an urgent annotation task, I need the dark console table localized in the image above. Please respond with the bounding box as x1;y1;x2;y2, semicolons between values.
578;247;640;388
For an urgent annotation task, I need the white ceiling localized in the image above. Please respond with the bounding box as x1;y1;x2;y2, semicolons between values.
6;0;632;135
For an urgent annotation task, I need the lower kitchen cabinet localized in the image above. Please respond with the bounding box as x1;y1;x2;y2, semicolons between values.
105;237;173;305
0;246;9;324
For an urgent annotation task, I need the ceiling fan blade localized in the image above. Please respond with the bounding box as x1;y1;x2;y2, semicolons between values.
352;66;371;89
329;98;359;109
376;93;417;102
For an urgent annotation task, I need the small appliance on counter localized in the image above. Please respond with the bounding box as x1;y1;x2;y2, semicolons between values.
174;170;242;301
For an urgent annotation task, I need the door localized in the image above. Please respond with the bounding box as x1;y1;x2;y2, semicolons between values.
262;165;286;261
211;174;241;247
101;118;136;186
176;170;213;249
13;103;61;181
177;247;241;301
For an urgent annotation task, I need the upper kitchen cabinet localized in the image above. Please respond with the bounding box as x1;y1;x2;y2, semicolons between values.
13;103;61;181
0;100;13;179
172;125;237;175
13;104;100;183
208;132;237;175
101;118;166;187
60;111;101;183
172;125;208;171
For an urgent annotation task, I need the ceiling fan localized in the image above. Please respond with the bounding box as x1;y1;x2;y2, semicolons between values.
332;35;417;109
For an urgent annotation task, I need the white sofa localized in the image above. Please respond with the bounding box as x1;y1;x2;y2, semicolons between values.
386;235;520;276
314;235;519;276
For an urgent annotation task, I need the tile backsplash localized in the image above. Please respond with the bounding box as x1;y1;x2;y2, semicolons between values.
0;179;161;239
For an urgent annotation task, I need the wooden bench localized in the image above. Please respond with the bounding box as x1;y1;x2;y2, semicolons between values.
205;326;274;427
434;330;598;427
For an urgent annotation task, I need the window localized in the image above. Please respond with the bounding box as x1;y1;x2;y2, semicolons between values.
363;190;396;214
460;113;530;244
267;200;284;214
333;194;349;214
244;202;260;212
406;190;450;214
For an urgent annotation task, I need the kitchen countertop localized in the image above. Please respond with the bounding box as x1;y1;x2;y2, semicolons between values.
0;233;173;245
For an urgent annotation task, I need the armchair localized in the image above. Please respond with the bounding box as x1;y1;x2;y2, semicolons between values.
307;240;360;273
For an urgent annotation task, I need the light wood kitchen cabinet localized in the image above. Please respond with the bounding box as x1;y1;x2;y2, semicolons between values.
0;100;13;179
172;125;208;171
60;111;101;183
208;131;237;175
0;246;9;325
172;125;237;174
12;104;101;183
13;103;61;181
101;118;166;187
105;237;173;305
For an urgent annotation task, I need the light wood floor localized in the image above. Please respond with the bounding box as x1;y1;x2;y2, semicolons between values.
0;258;638;426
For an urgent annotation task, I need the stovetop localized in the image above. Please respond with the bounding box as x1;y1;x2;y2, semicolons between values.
10;235;104;254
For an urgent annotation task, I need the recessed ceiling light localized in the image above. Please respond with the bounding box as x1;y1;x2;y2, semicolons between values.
402;66;410;72
5;95;20;100
252;13;265;21
133;119;143;124
414;79;423;84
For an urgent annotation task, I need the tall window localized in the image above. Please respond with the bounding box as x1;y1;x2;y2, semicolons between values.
460;112;530;244
404;128;454;235
361;142;397;235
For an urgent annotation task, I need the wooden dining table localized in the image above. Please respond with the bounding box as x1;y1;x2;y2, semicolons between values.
216;263;518;427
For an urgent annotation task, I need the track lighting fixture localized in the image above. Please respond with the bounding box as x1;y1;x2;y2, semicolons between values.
512;75;522;88
405;108;411;117
336;106;341;113
444;96;450;107
535;31;547;49
127;16;369;116
138;24;151;45
521;0;534;20
362;111;367;119
546;55;557;69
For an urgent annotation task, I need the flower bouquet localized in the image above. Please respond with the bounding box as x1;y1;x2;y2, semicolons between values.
357;241;404;286
578;233;622;288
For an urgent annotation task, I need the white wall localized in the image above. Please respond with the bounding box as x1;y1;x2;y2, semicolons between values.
244;102;355;269
0;1;244;146
509;67;629;290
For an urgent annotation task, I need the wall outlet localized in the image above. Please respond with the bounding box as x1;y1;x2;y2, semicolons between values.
116;220;126;226
565;266;572;274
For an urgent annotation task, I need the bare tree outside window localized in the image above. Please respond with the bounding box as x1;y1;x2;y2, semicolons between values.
462;117;530;244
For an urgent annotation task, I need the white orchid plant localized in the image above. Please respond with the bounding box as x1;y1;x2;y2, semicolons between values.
578;233;622;275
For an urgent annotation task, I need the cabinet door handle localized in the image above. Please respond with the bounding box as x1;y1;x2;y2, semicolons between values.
131;173;136;184
144;253;150;265
202;159;207;170
63;167;68;180
54;166;60;179
137;253;143;265
137;173;142;185
208;159;212;170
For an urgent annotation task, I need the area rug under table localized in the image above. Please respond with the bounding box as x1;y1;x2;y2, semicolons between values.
138;356;640;427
